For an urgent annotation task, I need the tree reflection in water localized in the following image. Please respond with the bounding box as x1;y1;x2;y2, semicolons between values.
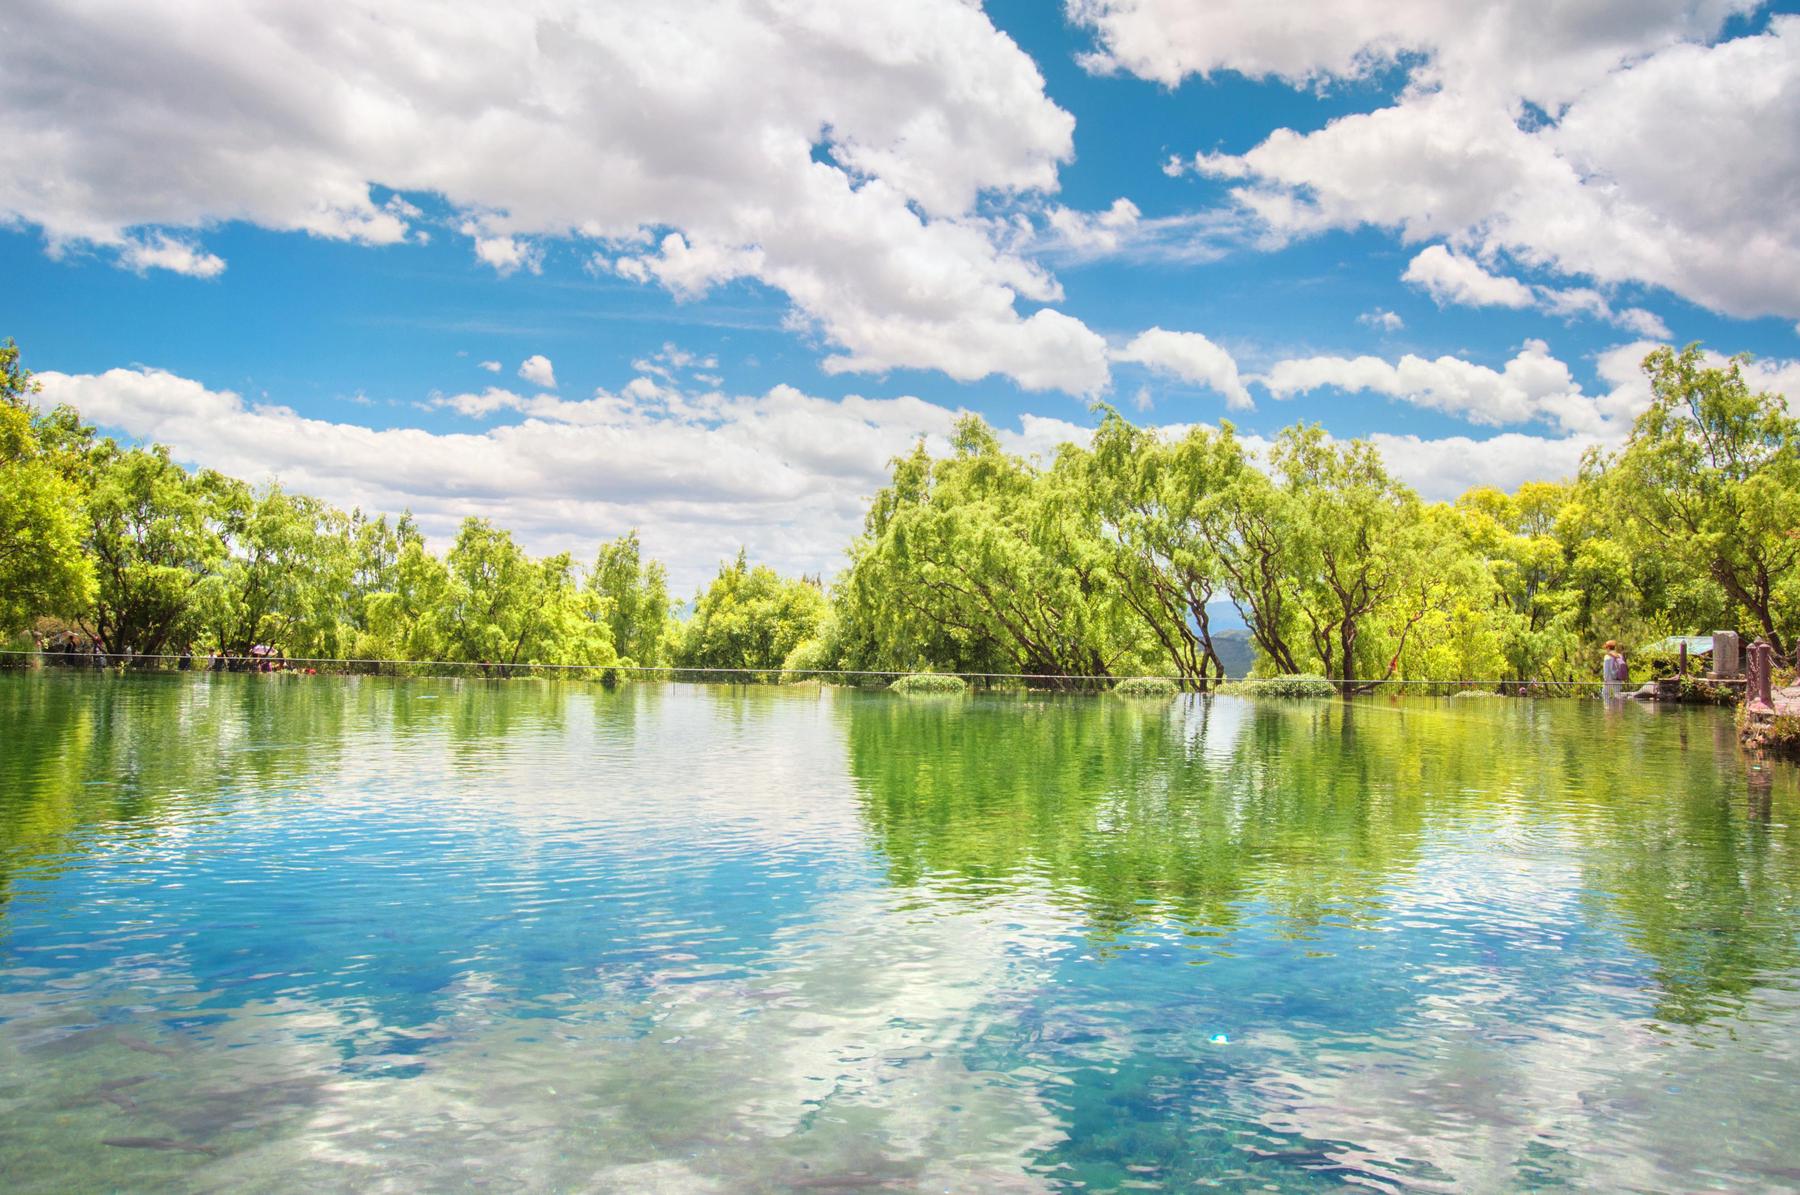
847;692;1800;1025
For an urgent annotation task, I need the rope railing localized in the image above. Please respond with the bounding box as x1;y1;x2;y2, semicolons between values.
0;648;1754;693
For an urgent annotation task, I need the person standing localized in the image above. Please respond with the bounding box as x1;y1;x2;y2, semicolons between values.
1602;640;1628;699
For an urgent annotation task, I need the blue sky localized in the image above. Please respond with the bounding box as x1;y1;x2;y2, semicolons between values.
4;0;1798;588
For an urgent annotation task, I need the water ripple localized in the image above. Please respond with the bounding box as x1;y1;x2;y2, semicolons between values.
0;675;1796;1191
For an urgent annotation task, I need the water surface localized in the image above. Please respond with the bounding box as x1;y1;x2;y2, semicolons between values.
2;674;1797;1191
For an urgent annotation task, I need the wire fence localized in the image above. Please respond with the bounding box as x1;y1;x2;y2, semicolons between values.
0;648;1753;699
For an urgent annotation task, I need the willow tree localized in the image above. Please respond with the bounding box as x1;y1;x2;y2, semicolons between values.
1065;410;1245;688
434;518;610;667
83;444;223;654
0;339;93;633
1456;483;1580;679
589;530;670;666
837;416;1144;682
357;532;451;661
1194;436;1306;675
1605;345;1800;653
343;511;422;636
1270;427;1427;684
672;548;827;672
1186;424;1433;685
196;477;355;656
1372;503;1505;683
833;441;1010;676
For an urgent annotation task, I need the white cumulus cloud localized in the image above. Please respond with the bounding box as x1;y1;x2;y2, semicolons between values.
1403;246;1534;309
430;387;533;418
1;0;1110;395
1261;339;1619;435
470;234;543;277
1071;0;1751;99
41;341;1799;591
1535;288;1674;339
1044;198;1142;254
1087;3;1800;322
1405;246;1676;338
116;232;227;279
1112;328;1254;410
34;366;1087;592
518;355;557;390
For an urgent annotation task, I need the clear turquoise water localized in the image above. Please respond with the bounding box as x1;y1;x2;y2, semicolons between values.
2;673;1798;1192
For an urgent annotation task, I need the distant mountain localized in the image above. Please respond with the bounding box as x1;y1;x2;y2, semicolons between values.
1212;629;1255;679
1205;599;1246;632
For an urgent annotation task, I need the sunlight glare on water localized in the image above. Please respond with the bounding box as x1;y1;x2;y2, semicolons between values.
1;673;1797;1192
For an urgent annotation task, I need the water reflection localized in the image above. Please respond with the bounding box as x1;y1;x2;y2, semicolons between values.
850;696;1415;938
846;692;1800;1188
850;693;1800;1022
1;676;1797;1191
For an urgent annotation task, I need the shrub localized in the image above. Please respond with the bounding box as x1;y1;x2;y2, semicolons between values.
1113;676;1179;698
1678;675;1737;706
781;636;834;681
890;671;967;695
1224;673;1337;700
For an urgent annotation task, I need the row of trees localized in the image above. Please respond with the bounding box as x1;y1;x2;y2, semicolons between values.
2;341;674;668
3;337;1796;685
809;343;1799;687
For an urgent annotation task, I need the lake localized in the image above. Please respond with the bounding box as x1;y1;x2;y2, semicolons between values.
2;673;1797;1191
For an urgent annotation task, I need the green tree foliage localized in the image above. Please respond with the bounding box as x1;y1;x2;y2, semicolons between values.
673;549;828;672
588;531;670;666
343;512;416;638
836;417;1148;682
1063;411;1240;687
433;518;614;666
1263;427;1426;683
196;476;355;656
0;340;94;633
357;526;452;661
83;444;223;654
1374;504;1508;684
1457;483;1574;675
1603;345;1800;653
3;333;1795;680
828;347;1799;685
780;610;842;677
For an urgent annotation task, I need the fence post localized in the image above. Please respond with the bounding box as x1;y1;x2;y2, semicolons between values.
1748;639;1775;715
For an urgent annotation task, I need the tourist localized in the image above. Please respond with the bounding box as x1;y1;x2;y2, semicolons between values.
1602;641;1628;699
